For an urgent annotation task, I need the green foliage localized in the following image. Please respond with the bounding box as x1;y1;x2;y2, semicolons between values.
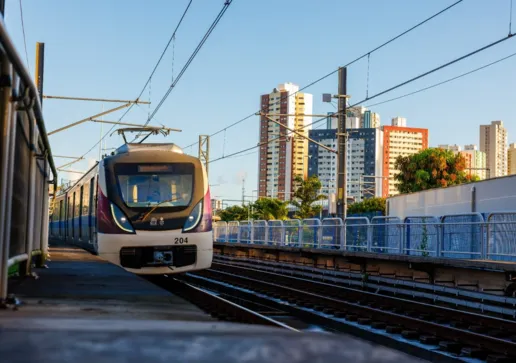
252;197;289;221
217;197;289;221
217;205;250;222
290;175;327;219
394;148;476;194
347;197;386;215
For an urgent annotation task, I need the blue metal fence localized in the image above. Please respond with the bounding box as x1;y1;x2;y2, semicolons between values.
213;212;516;261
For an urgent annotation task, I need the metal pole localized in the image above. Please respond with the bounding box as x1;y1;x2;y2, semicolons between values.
337;67;347;220
0;0;5;16
35;43;45;107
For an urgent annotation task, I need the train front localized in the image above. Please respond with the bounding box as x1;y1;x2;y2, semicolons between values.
96;145;213;275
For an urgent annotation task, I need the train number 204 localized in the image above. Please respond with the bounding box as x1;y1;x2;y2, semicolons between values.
174;237;188;244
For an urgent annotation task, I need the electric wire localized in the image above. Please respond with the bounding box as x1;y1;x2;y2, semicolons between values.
19;0;30;76
181;0;464;151
74;0;194;161
139;0;233;134
209;34;516;164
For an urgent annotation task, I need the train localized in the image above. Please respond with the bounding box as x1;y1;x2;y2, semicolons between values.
48;142;213;275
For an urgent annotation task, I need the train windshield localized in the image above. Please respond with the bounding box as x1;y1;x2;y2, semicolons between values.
115;163;194;208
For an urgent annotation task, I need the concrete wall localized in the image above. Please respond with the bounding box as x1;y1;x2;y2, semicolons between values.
387;174;516;219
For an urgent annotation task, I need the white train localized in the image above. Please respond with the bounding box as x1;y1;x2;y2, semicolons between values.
49;143;213;275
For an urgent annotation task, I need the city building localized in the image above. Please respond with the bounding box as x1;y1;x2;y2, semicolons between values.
307;128;383;200
438;144;461;152
258;82;313;200
480;120;508;178
437;144;487;179
382;118;428;197
391;117;407;128
347;106;380;128
211;199;223;212
463;145;487;180
509;143;516;175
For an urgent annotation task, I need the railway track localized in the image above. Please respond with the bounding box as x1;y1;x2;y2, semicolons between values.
214;254;516;318
147;275;300;331
182;262;516;363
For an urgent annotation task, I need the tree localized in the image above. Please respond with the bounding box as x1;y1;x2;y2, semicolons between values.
347;197;386;215
253;198;288;220
217;205;249;221
290;175;327;219
394;148;479;194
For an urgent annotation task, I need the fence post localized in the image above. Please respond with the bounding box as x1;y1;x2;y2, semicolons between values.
250;220;254;244
237;221;241;244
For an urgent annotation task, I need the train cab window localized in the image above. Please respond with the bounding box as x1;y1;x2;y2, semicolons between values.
115;163;194;209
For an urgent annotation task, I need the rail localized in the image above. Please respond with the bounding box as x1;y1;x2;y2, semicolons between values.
0;16;57;302
213;211;516;262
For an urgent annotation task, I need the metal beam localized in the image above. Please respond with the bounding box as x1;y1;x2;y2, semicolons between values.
259;112;337;154
57;157;84;169
57;169;85;175
43;95;150;104
90;119;181;132
35;43;45;107
48;102;132;135
260;113;337;118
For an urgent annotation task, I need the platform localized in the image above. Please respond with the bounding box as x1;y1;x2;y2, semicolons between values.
3;245;212;322
1;245;426;363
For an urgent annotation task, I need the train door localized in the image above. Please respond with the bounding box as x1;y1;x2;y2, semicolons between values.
78;186;83;241
88;177;95;245
71;192;75;241
66;196;71;239
59;200;63;238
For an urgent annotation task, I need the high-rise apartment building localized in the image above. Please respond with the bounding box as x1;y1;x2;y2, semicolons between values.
347;106;380;128
480;121;508;178
463;145;487;180
438;144;461;152
382;119;428;197
508;143;516;175
307;128;383;200
258;83;313;200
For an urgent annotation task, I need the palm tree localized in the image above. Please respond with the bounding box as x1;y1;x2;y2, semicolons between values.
253;198;288;220
290;175;326;219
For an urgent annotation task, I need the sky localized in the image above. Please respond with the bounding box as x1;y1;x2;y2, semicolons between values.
4;0;516;203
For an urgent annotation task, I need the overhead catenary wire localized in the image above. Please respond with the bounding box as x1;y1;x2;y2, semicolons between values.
209;33;516;164
138;0;233;139
74;0;194;161
365;50;516;108
181;0;464;151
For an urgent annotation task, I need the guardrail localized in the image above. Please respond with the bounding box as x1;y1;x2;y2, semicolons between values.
213;212;516;262
0;18;57;302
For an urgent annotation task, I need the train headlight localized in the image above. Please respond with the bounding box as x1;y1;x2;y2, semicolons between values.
110;202;135;233
182;200;203;232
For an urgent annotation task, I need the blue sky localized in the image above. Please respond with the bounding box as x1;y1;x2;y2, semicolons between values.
4;0;516;202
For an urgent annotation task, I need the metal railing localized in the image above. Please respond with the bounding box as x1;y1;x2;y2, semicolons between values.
213;211;516;262
0;18;57;301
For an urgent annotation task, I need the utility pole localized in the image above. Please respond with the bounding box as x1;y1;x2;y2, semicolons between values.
35;43;45;106
241;176;245;206
198;135;210;176
336;67;348;220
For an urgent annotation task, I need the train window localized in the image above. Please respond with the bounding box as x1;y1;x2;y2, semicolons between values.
68;196;73;220
83;181;90;216
115;163;194;208
76;188;82;219
90;177;95;216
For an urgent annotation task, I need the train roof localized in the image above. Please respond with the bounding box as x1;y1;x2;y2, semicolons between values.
115;143;184;155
